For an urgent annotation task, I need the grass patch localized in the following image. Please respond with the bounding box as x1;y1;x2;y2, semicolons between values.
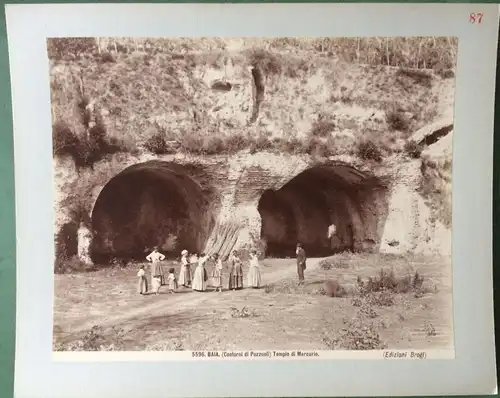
404;140;424;159
143;132;177;154
309;118;336;138
419;154;452;228
52;97;129;168
54;325;125;351
386;110;411;133
322;317;387;350
264;280;308;295
357;268;424;295
230;306;258;318
356;140;384;162
396;68;433;88
319;256;350;270
55;255;95;274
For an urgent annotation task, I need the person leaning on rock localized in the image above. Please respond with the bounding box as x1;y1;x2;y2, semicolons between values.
296;243;307;284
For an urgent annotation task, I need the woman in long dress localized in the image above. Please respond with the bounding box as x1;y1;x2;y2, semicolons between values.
228;250;244;290
247;249;262;289
191;253;208;292
146;246;166;295
211;253;223;292
178;249;191;287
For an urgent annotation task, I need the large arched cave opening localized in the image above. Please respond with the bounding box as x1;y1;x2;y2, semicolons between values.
90;161;214;263
258;164;389;258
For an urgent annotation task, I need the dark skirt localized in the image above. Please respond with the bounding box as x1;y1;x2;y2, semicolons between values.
229;272;244;290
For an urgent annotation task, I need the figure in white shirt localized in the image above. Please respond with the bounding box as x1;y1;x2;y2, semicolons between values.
146;246;166;295
167;268;178;293
137;265;148;295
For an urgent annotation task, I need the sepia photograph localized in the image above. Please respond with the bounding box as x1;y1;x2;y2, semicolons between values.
49;36;457;354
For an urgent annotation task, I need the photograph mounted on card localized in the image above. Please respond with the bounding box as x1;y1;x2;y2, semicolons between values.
50;36;455;360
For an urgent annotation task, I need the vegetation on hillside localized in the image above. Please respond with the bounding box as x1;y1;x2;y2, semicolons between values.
49;37;456;169
48;37;457;70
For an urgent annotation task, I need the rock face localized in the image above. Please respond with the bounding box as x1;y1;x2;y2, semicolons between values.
55;146;452;264
50;51;455;264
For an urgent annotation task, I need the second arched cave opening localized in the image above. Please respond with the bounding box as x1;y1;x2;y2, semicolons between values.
258;164;389;258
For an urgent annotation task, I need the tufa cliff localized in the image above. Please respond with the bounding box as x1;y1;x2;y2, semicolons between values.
50;41;455;266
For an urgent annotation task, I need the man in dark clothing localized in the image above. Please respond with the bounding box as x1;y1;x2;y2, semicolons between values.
296;243;307;284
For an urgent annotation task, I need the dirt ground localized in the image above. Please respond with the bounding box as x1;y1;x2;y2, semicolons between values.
53;253;454;351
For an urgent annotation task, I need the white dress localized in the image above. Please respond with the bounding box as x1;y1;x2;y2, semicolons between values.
178;255;191;286
247;255;262;288
192;255;208;292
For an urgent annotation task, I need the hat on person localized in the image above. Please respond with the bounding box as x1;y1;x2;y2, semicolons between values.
181;249;188;256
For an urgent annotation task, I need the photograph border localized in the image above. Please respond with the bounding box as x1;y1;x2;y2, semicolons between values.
3;2;499;397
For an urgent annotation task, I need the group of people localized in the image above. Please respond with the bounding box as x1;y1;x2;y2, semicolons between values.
136;245;268;295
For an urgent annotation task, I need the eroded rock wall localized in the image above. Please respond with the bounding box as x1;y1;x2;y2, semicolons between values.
54;149;450;263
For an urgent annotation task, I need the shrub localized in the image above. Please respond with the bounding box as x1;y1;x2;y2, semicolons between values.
319;256;349;270
230;306;258;318
275;137;303;154
323;280;347;298
303;137;330;158
438;68;455;79
386;110;410;132
225;134;249;153
249;135;273;153
202;136;225;155
310;120;335;138
52;121;80;158
144;340;185;351
396;68;433;88
99;52;116;63
54;325;125;351
47;38;98;60
54;255;94;274
322;318;387;350
110;257;128;268
54;222;78;272
366;291;396;307
356;140;383;162
358;302;379;319
356;268;425;296
246;48;282;76
404;140;424;159
424;321;437;336
53;113;127;169
179;134;203;153
144;132;173;155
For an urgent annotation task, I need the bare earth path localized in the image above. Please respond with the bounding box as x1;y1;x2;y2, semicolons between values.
69;258;314;334
54;254;453;351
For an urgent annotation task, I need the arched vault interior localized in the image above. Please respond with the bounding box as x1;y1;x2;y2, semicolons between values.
90;161;212;262
257;164;389;257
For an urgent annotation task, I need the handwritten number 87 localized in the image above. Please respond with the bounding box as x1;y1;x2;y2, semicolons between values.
470;13;484;24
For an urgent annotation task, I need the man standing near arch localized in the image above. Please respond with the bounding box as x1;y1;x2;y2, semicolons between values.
296;243;307;284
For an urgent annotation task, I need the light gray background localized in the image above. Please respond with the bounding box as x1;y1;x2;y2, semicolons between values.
6;3;498;397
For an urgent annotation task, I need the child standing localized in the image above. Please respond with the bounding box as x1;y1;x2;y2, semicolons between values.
167;268;178;293
211;253;223;293
137;265;148;295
